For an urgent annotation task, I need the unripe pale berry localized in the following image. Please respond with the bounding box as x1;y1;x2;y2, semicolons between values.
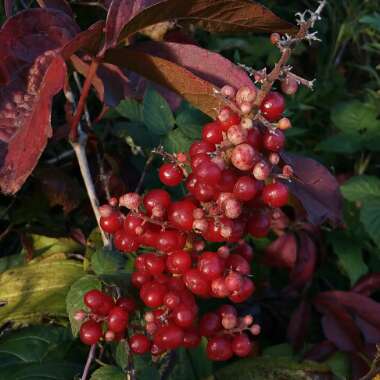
277;117;292;130
119;192;141;210
221;85;236;98
231;143;259;171
235;86;257;104
227;125;248;145
252;160;271;181
281;76;299;95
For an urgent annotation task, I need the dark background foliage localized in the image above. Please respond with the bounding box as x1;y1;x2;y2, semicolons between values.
0;0;379;379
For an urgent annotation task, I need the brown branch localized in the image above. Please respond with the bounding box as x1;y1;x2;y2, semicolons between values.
70;58;100;141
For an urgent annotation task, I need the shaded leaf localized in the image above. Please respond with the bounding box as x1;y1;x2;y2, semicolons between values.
317;133;363;154
304;341;337;362
91;248;126;275
115;99;143;121
314;297;364;352
4;0;13;18
0;9;78;194
35;167;82;214
66;275;101;335
215;356;331;380
0;257;83;326
143;87;175;135
341;175;380;202
287;301;311;351
360;13;380;32
90;365;124;380
176;103;210;139
360;199;380;247
133;41;254;89
265;233;297;270
324;352;350;380
355;316;380;344
280;153;343;225
163;128;192;153
36;0;74;17
289;232;317;288
119;0;296;42
105;48;221;118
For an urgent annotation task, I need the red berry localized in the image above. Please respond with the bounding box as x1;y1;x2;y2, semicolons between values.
114;230;139;253
184;269;210;297
231;334;252;357
143;253;166;275
225;254;250;275
211;277;230;298
130;334;151;354
123;214;144;235
263;129;285;152
183;329;201;348
156;230;185;253
260;92;285;122
163;291;181;309
229;278;255;303
281;76;299;95
217;304;237;318
197;251;224;280
207;336;233;361
100;212;123;234
199;312;222;337
231;143;259;171
116;297;136;313
247;210;271;238
140;282;167;308
224;272;244;292
202;121;223;144
189;140;215;157
143;189;171;216
131;271;151;288
84;289;105;312
80;320;103;345
140;223;160;248
218;169;239;192
262;182;289;207
172;305;195;328
218;107;241;131
166;250;192;274
108;306;129;333
193;161;222;186
246;127;262;150
233;176;259;202
193;182;216;202
154;324;184;350
168;200;196;231
159;163;183;187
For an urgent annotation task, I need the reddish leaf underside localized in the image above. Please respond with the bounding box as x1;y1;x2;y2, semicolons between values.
287;300;311;351
132;41;254;90
280;153;343;226
352;273;380;296
264;233;297;269
119;0;296;42
0;9;78;194
4;0;13;18
105;48;223;118
36;0;74;17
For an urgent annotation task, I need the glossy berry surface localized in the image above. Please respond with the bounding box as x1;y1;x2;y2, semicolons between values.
262;182;289;207
260;91;285;122
159;163;184;187
80;320;103;345
130;334;151;354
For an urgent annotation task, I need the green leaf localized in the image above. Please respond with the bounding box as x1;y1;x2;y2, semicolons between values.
185;338;212;380
325;352;350;380
341;175;380;201
91;248;125;275
27;234;82;256
0;257;84;326
90;365;124;380
317;133;363;153
360;13;380;32
115;99;143;122
163;129;192;153
331;101;380;134
176;105;210;139
361;199;380;247
165;348;197;380
143;87;175;135
262;343;294;357
0;254;26;273
112;122;159;149
115;341;128;370
329;232;367;285
66;275;101;336
134;354;160;380
215;357;331;380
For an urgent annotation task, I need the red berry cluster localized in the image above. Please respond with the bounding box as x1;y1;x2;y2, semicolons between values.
90;84;295;360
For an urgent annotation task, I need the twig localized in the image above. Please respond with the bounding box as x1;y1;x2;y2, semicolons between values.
71;130;110;247
81;344;96;380
70;58;100;141
96;150;111;201
124;338;137;380
135;153;155;194
253;1;327;109
45;150;74;165
359;345;380;380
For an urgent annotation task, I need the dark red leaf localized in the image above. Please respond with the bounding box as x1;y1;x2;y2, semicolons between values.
119;0;296;42
350;352;370;380
71;55;133;107
265;233;297;269
105;47;222;118
287;301;311;351
355;316;380;344
314;297;364;352
289;231;317;288
280;152;343;226
352;273;380;296
318;291;380;329
35;167;81;214
132;41;254;90
36;0;74;17
0;9;77;194
304;341;337;362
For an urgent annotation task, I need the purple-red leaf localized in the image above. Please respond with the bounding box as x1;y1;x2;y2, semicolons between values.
0;9;78;194
289;231;317;288
352;273;380;296
105;47;222;118
280;152;343;225
287;301;311;351
119;0;296;42
265;233;297;269
4;0;13;18
355;316;380;344
132;41;253;90
304;341;337;361
36;0;74;17
314;297;364;352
